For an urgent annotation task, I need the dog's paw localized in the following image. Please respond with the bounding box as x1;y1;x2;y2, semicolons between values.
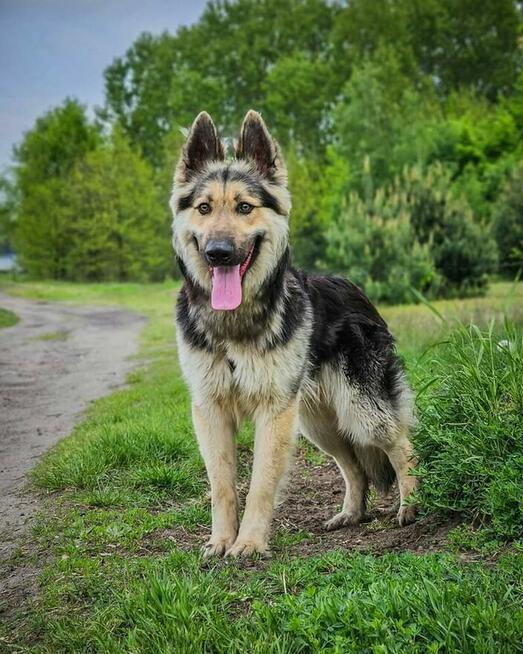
324;510;362;531
225;538;269;558
397;504;418;527
202;536;235;558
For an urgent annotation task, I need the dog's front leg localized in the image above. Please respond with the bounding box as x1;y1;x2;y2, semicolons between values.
227;400;298;557
192;403;238;557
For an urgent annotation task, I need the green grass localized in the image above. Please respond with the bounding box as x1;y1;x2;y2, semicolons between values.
6;552;523;653
0;306;18;328
34;329;68;341
1;279;522;653
415;321;523;540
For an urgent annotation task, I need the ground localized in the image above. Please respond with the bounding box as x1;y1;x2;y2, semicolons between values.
0;280;521;652
0;292;145;559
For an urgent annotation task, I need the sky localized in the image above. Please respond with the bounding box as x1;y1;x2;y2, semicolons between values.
0;0;207;171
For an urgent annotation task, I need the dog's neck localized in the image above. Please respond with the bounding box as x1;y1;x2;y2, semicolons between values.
178;248;291;346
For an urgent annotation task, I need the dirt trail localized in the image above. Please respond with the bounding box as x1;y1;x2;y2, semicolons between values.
0;292;146;560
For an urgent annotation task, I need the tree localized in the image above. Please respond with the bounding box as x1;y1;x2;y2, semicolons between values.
14;99;100;277
64;128;171;281
324;187;438;305
405;164;498;294
263;52;335;152
101;0;337;164
331;0;522;100
324;163;498;302
332;54;443;194
492;163;523;276
0;176;18;253
286;146;350;269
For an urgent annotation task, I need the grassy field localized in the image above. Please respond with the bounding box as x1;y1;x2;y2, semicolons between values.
1;279;522;653
0;306;18;329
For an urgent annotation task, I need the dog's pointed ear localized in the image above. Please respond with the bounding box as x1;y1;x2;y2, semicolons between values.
176;112;224;182
236;110;285;179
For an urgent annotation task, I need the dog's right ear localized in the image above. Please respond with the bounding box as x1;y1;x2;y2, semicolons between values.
175;112;224;183
236;110;286;182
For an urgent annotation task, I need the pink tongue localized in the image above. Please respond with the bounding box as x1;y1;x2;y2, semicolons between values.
211;265;242;310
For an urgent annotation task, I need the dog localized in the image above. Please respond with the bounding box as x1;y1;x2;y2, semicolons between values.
170;110;418;557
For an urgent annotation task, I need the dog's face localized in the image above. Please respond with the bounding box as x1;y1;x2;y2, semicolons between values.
170;111;291;310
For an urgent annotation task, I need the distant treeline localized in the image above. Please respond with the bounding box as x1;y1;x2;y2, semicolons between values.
1;0;522;302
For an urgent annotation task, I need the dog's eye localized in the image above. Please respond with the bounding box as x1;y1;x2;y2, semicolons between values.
237;202;254;215
197;202;211;215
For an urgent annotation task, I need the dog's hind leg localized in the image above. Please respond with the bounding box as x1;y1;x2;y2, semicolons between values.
324;443;369;530
300;404;368;530
380;427;418;526
193;403;239;557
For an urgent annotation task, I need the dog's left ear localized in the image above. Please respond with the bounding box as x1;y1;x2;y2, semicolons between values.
236;111;286;181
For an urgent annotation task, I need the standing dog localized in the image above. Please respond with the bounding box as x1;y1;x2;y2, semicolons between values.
170;111;418;557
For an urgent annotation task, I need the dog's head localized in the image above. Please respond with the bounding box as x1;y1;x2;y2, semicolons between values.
170;111;291;310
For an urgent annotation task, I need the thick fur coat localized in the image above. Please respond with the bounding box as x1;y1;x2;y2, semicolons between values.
170;111;418;557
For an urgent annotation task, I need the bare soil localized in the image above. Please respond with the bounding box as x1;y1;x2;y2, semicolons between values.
150;451;461;567
0;292;145;605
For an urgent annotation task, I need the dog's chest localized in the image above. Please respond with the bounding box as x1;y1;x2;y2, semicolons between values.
179;335;307;411
226;343;287;400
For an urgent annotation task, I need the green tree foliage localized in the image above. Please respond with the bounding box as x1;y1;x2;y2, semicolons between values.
13;101;171;282
263;52;335;153
325;190;437;304
404;164;498;295
332;55;442;192
325;164;497;302
101;0;521;165
64;128;171;282
14;99;100;278
102;0;336;163
492;162;523;275
0;176;18;252
8;0;523;290
331;0;521;99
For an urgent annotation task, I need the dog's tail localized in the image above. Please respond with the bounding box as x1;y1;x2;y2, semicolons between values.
354;444;396;494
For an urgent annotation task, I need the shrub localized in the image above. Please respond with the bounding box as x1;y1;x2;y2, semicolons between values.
324;190;437;304
492;162;523;277
405;164;498;296
415;321;523;540
324;163;498;302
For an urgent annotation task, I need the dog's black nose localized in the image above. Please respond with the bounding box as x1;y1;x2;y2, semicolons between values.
204;240;235;265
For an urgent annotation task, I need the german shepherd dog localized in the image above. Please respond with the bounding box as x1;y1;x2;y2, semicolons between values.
170;111;418;557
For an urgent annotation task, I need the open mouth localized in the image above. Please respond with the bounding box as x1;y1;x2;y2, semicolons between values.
209;236;261;311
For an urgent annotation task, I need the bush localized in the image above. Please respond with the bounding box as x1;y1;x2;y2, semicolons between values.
324;163;498;302
492;162;523;277
415;321;523;540
324;189;437;304
405;164;498;296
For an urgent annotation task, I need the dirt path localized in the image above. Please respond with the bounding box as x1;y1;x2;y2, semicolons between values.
0;292;146;559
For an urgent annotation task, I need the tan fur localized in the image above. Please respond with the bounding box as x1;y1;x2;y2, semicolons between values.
193;403;239;556
227;399;299;556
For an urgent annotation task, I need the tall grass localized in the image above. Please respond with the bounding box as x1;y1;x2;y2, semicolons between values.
415;321;523;539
